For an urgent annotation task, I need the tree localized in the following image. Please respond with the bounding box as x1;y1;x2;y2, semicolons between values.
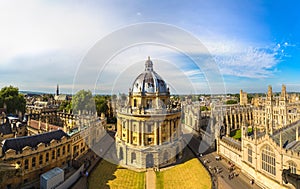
42;94;54;102
225;100;238;105
59;100;72;113
0;86;26;114
200;106;208;111
94;95;109;116
72;90;95;114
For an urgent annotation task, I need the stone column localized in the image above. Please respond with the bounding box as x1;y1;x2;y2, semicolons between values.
234;114;238;129
225;114;230;136
169;120;173;142
176;120;180;139
154;122;158;145
230;114;233;130
159;122;162;145
117;119;122;139
137;121;141;145
166;120;170;142
238;113;241;129
141;122;145;146
126;120;130;143
129;120;132;144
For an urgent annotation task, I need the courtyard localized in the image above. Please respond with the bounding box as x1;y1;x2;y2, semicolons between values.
88;147;212;189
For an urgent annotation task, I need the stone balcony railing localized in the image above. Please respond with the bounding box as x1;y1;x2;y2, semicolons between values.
117;106;181;115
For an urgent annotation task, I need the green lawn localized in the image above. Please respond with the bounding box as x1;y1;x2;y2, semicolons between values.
156;158;211;189
88;160;145;189
89;148;211;189
230;127;253;140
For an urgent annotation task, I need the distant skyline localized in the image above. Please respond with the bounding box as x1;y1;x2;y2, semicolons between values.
1;1;300;94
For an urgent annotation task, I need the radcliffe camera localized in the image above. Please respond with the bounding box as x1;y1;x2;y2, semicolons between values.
1;1;300;189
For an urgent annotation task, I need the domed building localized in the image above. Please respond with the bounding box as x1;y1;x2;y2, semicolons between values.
116;57;183;169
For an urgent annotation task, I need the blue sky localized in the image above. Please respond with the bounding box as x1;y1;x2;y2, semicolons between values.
1;0;300;94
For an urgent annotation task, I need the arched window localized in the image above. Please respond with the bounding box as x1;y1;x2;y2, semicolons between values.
134;99;137;107
24;159;29;170
131;152;136;164
247;145;252;163
57;148;61;157
46;153;49;162
32;157;36;167
39;155;43;165
261;145;276;175
288;161;297;174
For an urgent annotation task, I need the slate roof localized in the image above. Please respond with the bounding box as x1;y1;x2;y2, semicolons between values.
221;136;242;150
272;121;300;152
0;123;12;135
2;130;68;153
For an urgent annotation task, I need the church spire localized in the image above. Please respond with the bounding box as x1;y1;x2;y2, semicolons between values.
56;84;59;96
145;56;153;71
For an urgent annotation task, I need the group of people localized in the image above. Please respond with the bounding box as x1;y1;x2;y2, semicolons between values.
228;171;238;180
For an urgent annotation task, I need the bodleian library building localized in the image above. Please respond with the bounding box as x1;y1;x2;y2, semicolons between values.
115;57;184;169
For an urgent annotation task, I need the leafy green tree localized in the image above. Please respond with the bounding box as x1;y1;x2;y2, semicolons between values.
94;95;109;116
200;106;208;111
59;100;72;113
42;94;54;101
225;100;238;104
0;86;26;114
72;90;95;114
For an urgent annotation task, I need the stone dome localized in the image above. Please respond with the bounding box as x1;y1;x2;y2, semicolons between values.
132;57;168;94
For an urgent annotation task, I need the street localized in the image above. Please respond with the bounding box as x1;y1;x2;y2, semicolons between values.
199;151;260;189
184;130;261;189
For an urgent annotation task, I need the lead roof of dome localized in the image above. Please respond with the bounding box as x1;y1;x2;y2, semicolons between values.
132;57;167;93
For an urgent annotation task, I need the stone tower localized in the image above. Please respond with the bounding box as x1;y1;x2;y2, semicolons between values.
240;89;248;105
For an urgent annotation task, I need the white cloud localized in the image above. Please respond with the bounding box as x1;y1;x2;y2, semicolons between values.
0;1;119;65
202;39;285;78
0;1;289;94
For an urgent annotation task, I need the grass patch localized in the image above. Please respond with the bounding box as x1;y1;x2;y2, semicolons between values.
231;129;241;140
156;158;211;189
230;127;253;140
156;171;164;189
88;160;145;189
